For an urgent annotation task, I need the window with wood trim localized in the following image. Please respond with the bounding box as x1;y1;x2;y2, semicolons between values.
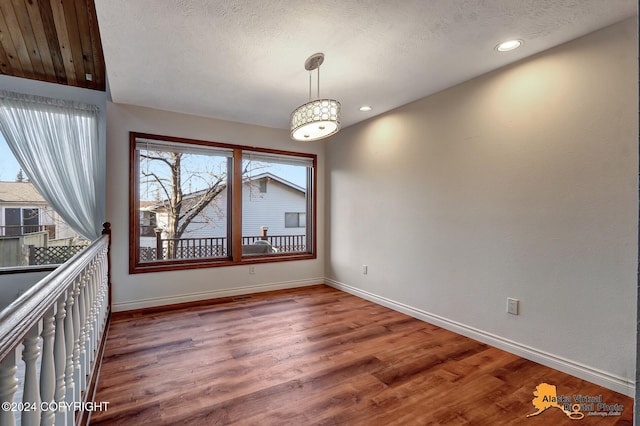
130;132;316;273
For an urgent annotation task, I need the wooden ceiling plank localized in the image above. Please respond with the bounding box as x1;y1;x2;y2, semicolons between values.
0;1;34;78
10;0;47;80
73;0;93;89
61;0;85;88
49;0;77;85
24;0;58;83
0;40;14;77
38;0;67;84
84;0;105;90
71;0;94;89
0;6;25;78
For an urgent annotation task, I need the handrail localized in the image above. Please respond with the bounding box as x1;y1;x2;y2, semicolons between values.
0;222;112;426
0;233;108;362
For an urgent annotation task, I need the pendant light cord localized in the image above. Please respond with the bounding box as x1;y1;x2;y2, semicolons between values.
307;65;322;101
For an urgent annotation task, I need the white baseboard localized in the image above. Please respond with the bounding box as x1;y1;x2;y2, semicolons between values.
325;278;635;398
112;277;324;312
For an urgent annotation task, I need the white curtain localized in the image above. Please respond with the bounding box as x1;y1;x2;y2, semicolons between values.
0;91;103;240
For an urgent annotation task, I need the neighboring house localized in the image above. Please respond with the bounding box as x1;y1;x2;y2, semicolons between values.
0;181;59;238
241;172;307;239
139;200;158;239
140;172;307;250
0;182;86;267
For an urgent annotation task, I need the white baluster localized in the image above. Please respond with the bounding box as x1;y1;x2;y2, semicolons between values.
78;272;88;392
65;281;77;425
85;265;94;382
97;253;104;331
102;248;109;322
54;294;67;426
72;277;82;403
94;259;103;344
0;350;19;426
95;254;104;341
87;262;96;367
98;252;108;331
40;307;56;426
22;325;41;426
98;264;109;340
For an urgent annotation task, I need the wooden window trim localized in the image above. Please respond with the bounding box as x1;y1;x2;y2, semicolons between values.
129;132;317;274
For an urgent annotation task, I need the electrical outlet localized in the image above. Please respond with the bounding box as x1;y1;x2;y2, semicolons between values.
507;298;519;315
249;266;255;275
362;265;368;275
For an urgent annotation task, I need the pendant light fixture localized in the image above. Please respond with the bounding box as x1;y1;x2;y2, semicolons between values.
290;52;341;141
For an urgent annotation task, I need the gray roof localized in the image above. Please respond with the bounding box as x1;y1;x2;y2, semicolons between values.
244;172;305;194
0;182;46;204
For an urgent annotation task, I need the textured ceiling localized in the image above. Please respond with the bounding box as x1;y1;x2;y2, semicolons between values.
94;0;637;132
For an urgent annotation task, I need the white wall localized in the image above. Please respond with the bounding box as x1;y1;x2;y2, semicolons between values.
325;18;638;396
106;103;325;311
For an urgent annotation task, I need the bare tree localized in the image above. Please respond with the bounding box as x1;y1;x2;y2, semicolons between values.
140;150;228;258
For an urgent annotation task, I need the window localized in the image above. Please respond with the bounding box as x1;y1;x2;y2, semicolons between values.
4;207;40;236
285;212;306;228
130;133;316;273
139;210;157;237
242;151;313;256
133;135;231;265
258;179;267;193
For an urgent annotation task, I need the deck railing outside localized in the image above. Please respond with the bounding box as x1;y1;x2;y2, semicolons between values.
241;235;306;253
141;233;306;261
0;225;55;239
0;224;111;426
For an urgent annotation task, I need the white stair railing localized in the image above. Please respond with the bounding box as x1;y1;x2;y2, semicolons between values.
0;224;111;426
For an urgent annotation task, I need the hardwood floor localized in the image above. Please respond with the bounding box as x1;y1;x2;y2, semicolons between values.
91;285;633;425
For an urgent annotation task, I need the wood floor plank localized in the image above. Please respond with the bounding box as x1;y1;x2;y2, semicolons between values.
91;285;633;425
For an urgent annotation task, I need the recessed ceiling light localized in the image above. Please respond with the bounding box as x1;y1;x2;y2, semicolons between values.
359;106;372;112
496;39;523;52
